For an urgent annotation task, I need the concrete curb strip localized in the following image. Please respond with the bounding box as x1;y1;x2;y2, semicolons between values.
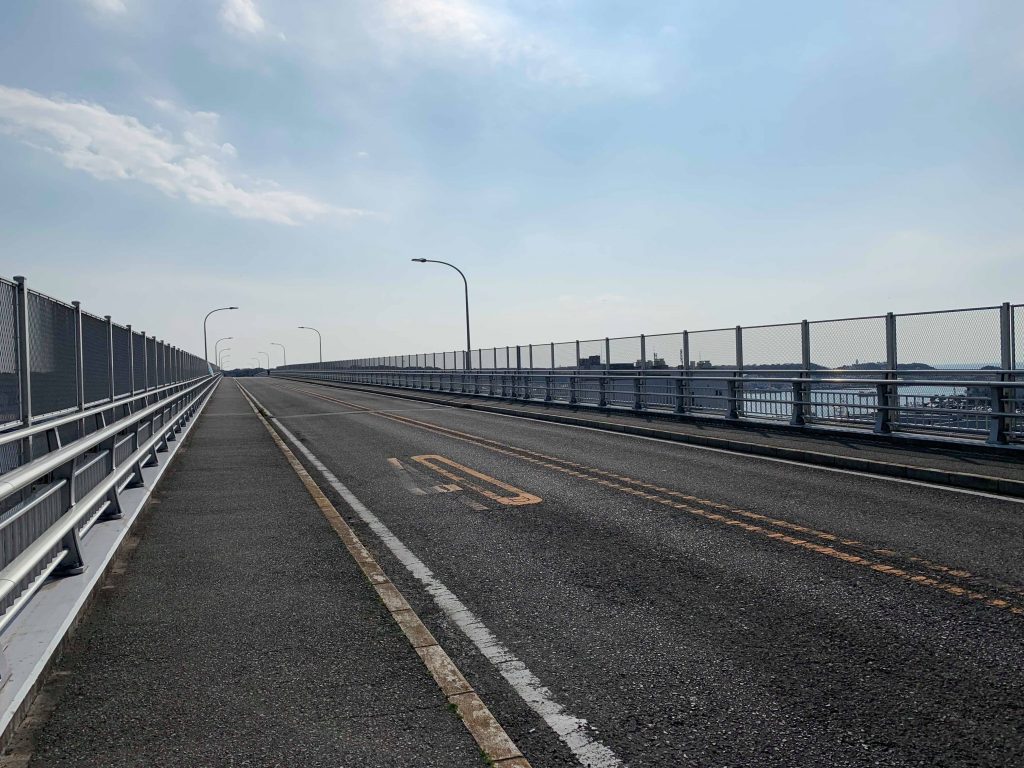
235;382;532;768
274;377;1024;499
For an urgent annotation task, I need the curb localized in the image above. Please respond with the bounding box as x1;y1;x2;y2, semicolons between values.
271;376;1024;499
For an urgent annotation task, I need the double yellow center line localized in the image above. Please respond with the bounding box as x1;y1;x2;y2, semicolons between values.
282;384;1024;618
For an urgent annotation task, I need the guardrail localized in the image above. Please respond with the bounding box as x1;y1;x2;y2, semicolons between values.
0;375;218;632
276;301;1022;444
0;275;217;636
273;368;1024;445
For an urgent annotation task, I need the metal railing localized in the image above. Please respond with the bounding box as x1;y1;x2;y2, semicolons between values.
0;276;217;633
275;302;1023;445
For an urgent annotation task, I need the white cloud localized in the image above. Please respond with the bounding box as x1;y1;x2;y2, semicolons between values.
0;85;367;225
83;0;126;14
220;0;266;36
378;0;583;84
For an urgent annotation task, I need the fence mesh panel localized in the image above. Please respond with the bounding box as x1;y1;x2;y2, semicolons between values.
742;323;802;368
809;316;886;370
608;336;641;367
553;342;576;369
646;333;684;369
0;280;19;428
578;339;605;368
112;325;131;397
28;293;77;417
147;339;157;387
496;347;510;369
132;333;145;389
479;348;495;369
895;307;1001;373
1015;305;1023;370
687;329;736;369
81;313;109;405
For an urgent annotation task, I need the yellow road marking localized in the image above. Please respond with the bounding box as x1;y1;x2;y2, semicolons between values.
413;455;542;507
281;383;1024;617
236;383;531;766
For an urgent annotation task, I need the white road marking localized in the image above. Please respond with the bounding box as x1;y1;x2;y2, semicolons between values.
242;387;624;768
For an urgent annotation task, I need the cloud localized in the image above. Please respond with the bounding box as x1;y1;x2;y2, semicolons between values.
220;0;266;35
378;0;583;84
83;0;126;14
0;85;367;225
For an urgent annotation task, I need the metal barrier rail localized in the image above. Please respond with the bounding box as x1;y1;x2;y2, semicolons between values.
272;368;1024;445
0;374;219;633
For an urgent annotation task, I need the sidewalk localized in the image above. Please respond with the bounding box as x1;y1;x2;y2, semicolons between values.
11;382;487;768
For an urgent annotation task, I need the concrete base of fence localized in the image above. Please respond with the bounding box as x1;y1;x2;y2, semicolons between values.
0;380;219;751
273;375;1024;499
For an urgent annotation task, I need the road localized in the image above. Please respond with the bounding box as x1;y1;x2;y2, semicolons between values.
240;377;1024;768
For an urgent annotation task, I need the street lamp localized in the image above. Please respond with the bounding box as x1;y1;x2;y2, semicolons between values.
298;326;322;364
270;342;287;367
214;336;232;362
258;351;270;370
218;348;231;368
411;259;471;370
203;307;238;365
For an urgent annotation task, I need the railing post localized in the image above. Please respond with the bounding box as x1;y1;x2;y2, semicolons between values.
72;299;86;415
105;315;115;403
13;276;33;465
677;331;690;414
515;345;522;399
989;302;1014;444
875;312;897;434
791;320;811;426
127;324;135;396
730;326;743;419
599;337;610;407
634;335;645;410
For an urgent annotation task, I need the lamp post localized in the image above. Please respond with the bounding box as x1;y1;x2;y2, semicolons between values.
214;336;232;363
258;351;270;370
298;326;322;363
270;342;287;367
218;348;231;368
411;259;471;370
203;307;238;365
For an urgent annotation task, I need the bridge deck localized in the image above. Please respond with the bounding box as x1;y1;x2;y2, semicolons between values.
10;382;486;768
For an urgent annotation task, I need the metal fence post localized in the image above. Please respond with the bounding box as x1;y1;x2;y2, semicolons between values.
677;331;690;414
599;337;610;407
14;277;33;464
570;340;580;404
791;320;811;426
105;315;115;403
634;334;646;410
875;313;897;434
72;302;86;438
729;326;743;419
127;324;135;396
989;302;1014;444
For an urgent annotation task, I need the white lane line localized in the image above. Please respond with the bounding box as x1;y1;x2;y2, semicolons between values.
242;387;624;768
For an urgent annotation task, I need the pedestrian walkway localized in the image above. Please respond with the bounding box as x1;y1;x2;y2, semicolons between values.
7;383;489;768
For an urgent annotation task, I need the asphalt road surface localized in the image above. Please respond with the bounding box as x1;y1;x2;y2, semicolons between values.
240;377;1024;768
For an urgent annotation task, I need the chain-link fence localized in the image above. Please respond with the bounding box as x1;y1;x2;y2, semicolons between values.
277;300;1022;443
0;275;211;432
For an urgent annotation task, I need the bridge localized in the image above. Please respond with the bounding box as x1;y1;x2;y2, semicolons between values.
0;275;1022;767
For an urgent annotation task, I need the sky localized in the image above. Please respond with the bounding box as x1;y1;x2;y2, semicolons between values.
1;0;1022;367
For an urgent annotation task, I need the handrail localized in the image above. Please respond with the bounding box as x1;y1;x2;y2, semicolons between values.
0;375;218;501
0;375;219;635
276;369;1022;388
0;374;210;448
